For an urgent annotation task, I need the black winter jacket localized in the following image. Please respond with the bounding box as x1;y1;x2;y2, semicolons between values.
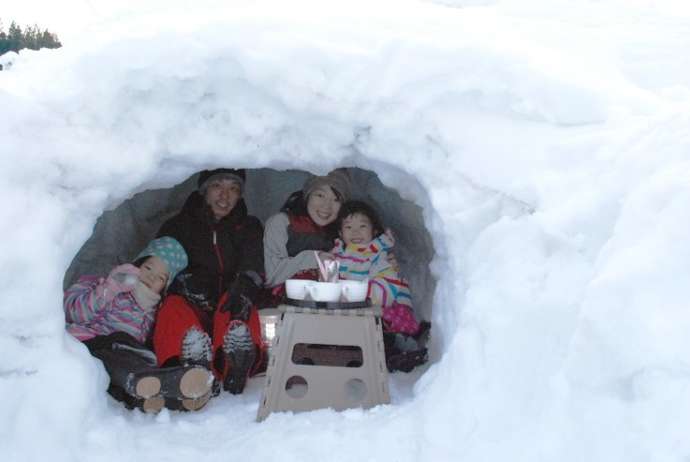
157;192;264;306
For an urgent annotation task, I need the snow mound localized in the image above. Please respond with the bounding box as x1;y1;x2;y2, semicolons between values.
1;2;689;461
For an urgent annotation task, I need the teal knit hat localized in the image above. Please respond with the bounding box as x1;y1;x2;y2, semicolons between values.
135;236;188;288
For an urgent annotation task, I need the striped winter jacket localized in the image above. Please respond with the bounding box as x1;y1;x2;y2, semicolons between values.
64;275;154;344
331;235;413;309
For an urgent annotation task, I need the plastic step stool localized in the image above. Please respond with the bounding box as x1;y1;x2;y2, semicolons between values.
256;304;390;421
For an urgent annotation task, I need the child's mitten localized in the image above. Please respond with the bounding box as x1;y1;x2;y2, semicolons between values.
97;264;140;303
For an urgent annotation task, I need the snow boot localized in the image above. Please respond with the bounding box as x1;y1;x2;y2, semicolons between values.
181;390;212;411
383;331;428;373
164;391;212;412
386;348;428;373
141;395;165;414
134;376;161;399
127;366;213;400
414;320;431;347
178;366;214;399
222;320;256;394
181;326;213;368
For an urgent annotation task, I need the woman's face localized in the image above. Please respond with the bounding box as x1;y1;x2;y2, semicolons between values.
307;186;341;227
139;256;169;294
205;178;242;220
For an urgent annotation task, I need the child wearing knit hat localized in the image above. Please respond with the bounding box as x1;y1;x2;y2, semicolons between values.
65;236;188;343
64;237;213;413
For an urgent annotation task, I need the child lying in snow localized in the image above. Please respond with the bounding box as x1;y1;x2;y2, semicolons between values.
64;237;213;413
330;200;429;372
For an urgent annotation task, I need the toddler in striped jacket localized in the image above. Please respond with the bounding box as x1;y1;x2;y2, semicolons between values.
331;201;420;335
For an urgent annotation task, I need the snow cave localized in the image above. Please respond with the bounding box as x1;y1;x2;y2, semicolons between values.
5;2;690;460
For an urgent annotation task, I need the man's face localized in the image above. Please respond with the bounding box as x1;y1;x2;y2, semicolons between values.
205;178;242;220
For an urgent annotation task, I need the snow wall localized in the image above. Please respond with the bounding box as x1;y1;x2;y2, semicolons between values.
1;2;690;461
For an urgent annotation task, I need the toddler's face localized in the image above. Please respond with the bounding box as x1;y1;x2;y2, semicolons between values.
340;213;374;245
139;256;169;294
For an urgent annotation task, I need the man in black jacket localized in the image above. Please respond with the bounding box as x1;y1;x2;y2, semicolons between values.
152;168;265;396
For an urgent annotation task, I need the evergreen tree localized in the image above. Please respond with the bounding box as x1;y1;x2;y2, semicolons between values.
40;29;62;49
7;21;23;52
0;20;7;55
0;18;62;58
24;24;38;50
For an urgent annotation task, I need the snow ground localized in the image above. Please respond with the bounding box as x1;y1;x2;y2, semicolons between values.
1;1;689;461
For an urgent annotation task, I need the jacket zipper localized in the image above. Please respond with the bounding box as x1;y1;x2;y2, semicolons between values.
212;229;225;299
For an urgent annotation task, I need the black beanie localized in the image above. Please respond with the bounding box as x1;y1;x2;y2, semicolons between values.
197;168;246;192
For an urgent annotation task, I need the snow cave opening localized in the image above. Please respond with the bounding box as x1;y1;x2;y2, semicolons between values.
63;166;439;406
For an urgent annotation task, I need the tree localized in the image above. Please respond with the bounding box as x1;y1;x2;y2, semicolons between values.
7;21;23;52
23;24;38;50
39;29;61;49
0;20;7;55
0;18;62;58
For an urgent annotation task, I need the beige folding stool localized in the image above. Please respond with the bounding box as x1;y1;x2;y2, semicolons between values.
256;304;390;421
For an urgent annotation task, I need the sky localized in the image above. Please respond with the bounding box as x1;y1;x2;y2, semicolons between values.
2;0;98;36
2;1;240;40
1;0;337;41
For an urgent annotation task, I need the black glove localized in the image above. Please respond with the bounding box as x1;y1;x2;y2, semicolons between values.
221;273;260;320
169;272;215;312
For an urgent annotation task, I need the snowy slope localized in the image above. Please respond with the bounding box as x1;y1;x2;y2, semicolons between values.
1;1;689;461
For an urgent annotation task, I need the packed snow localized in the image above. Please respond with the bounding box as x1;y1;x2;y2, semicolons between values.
1;1;689;461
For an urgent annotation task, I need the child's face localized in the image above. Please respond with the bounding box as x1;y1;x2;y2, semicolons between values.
340;213;374;245
139;256;169;294
307;186;342;226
